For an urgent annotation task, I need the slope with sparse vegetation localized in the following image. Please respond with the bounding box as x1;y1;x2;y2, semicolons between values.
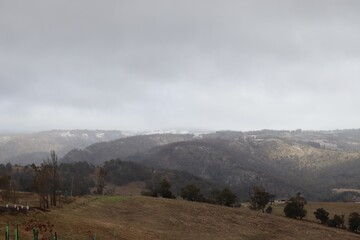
2;196;360;240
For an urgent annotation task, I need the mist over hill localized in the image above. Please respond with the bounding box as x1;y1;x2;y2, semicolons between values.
58;129;360;200
61;133;195;165
0;130;125;164
2;128;360;200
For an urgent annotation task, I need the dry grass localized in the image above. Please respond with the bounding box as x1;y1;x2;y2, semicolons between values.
0;196;360;239
105;181;147;196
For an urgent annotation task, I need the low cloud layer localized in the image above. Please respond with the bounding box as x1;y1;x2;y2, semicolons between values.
1;0;360;132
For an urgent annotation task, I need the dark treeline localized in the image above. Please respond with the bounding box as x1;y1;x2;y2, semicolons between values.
0;160;95;198
0;155;226;207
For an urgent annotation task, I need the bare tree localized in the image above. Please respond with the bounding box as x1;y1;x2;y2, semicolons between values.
32;163;49;208
32;150;60;208
48;150;60;206
96;167;106;195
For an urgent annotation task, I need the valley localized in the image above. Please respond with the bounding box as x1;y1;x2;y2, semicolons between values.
59;129;360;201
2;129;360;201
1;129;360;239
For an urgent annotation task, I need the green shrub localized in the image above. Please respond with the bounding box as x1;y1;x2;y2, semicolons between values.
181;184;204;202
348;212;360;232
284;202;307;219
328;214;345;228
313;208;329;224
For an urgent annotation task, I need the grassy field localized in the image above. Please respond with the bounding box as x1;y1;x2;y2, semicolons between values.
1;196;360;239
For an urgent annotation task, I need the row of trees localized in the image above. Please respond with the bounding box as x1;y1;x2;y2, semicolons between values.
0;151;108;209
278;192;360;233
145;180;275;211
181;184;238;207
143;179;239;207
167;182;309;220
279;192;360;234
148;180;276;211
314;207;360;232
31;152;108;208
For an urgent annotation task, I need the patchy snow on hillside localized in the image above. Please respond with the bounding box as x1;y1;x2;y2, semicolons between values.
60;131;75;138
96;133;105;138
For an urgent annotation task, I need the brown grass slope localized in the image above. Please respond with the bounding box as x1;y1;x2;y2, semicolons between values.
2;196;360;240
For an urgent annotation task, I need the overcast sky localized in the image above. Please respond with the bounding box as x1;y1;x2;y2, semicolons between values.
1;0;360;133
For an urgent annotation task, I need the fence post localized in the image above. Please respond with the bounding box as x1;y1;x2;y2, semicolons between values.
33;227;38;240
14;225;18;240
5;224;9;240
93;233;96;240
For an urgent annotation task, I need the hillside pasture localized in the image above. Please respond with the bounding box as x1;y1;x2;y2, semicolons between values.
0;196;359;239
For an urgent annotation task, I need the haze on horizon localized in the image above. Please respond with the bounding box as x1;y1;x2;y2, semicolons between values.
1;0;360;133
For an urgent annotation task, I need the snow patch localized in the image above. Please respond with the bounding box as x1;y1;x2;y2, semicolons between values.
60;131;75;138
0;136;11;143
96;133;105;138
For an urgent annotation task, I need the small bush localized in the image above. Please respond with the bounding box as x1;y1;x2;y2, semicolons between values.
284;202;307;219
158;179;175;199
249;187;270;212
181;184;203;202
284;193;307;220
215;188;237;207
313;208;329;224
328;214;345;228
265;205;272;214
348;212;360;232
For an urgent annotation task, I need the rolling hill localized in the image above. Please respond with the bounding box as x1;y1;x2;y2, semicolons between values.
3;196;360;240
59;129;360;200
101;159;220;197
61;134;195;165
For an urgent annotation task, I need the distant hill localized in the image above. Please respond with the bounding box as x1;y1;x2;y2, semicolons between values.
61;134;195;165
131;139;306;199
4;129;360;200
102;159;220;197
0;130;125;164
59;129;360;200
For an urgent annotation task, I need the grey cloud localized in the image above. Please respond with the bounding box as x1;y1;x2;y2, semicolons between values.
1;0;360;131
